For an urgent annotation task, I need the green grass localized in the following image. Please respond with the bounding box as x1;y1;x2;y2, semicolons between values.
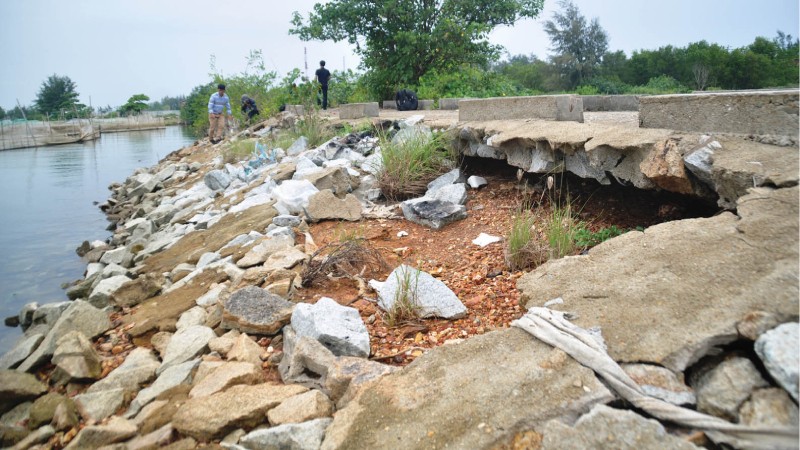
505;206;548;271
385;267;422;327
222;138;257;164
377;130;457;201
573;225;625;248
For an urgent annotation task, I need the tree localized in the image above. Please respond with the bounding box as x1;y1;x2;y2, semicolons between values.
290;0;545;99
34;74;80;116
0;106;5;120
493;54;547;92
543;0;608;89
120;94;150;115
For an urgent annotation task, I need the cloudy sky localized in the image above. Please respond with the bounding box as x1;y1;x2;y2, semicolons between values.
1;0;797;109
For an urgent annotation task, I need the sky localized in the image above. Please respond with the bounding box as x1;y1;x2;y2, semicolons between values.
1;0;797;110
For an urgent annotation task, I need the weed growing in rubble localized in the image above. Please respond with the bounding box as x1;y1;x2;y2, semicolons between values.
385;267;422;327
505;205;548;271
222;138;257;164
573;225;625;248
377;130;457;201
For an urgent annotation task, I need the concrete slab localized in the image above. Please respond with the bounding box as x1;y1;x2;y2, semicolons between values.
381;100;396;110
639;90;799;137
460;95;584;122
417;100;434;110
339;103;379;120
438;98;462;110
581;95;639;112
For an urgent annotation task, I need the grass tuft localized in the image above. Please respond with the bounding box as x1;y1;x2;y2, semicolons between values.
384;267;422;327
377;130;457;201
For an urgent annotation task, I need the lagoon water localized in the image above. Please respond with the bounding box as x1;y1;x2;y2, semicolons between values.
0;126;195;355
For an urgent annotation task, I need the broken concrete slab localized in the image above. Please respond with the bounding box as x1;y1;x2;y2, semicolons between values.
339;103;379;120
460;95;584;122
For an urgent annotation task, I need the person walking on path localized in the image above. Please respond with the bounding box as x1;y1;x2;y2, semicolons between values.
208;83;232;143
315;60;331;110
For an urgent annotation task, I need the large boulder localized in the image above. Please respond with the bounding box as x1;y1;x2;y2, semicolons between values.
222;286;295;334
240;418;332;450
292;297;370;357
0;371;47;415
306;191;362;222
401;198;467;230
373;265;467;320
157;325;215;374
52;331;102;381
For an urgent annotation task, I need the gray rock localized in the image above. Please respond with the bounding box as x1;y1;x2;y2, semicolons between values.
157;325;215;374
197;283;227;307
683;139;718;188
208;329;241;356
9;425;54;450
541;404;700;450
99;246;134;267
0;371;47;415
74;387;125;421
273;180;319;215
287;136;309;156
30;302;71;330
236;235;295;268
52;331;102;380
320;328;612;450
695;357;769;420
739;388;799;428
268;390;334;425
401;198;467;230
227;333;266;366
150;204;179;227
100;262;130;279
189;361;263;398
324;357;397;408
17;302;38;329
279;330;337;390
467;175;487;189
0;334;43;370
222;286;295;335
0;401;31;426
273;214;303;228
18;300;111;372
427;183;467;205
302;166;356;196
197;251;221;269
426;168;464;192
126;359;199;417
172;383;308;441
87;347;159;395
375;265;466;320
51;400;80;431
28;393;70;429
292;297;370;358
361;153;382;176
241;418;332;450
262;247;308;272
205;169;232;191
392;124;432;147
306;191;362;222
266;225;297;240
621;363;695;406
121;423;175;450
176;306;208;330
88;274;132;308
755;322;799;401
64;416;137;450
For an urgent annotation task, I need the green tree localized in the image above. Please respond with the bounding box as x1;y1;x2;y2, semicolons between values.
493;54;547;92
0;106;5;120
544;0;608;89
290;0;545;99
181;82;217;135
120;94;150;115
34;74;81;116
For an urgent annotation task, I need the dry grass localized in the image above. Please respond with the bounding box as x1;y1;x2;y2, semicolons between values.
301;238;388;287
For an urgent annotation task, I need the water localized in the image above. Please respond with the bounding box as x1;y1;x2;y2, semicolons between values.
0;126;196;354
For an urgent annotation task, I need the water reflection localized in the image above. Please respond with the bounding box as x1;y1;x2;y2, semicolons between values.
0;126;194;354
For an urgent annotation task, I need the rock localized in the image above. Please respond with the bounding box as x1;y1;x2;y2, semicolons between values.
375;265;466;320
87;347;159;395
517;187;799;373
683;139;718;188
241;418;332;450
28;393;70;429
121;423;175;450
0;401;31;426
227;333;265;366
621;363;695;406
695;357;769;420
755;322;799;401
0;424;29;448
112;273;164;307
287;136;308;156
262;247;308;272
196;283;227;307
273;180;319;215
236;235;295;268
204;169;232;191
467;175;487;189
30;302;71;331
176;306;208;330
427;168;464;192
292;297;370;357
738;388;799;428
279;331;337;390
52;331;102;380
639;138;694;194
51;400;79;431
540;404;700;450
268;390;334;425
273;214;303;228
8;425;53;450
157;325;215;374
427;183;467;205
324;357;397;408
88;274;132;308
172;383;308;442
126;359;199;417
189;362;263;398
0;334;44;370
99;246;134;268
266;225;296;240
306;191;362;222
320;329;612;450
302;167;356;196
64;416;137;450
150;204;179;227
208;330;241;356
0;370;47;414
222;286;295;335
401;198;467;229
74;387;125;421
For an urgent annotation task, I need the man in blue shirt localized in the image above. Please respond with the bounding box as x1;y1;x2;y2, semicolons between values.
314;61;331;110
208;83;232;143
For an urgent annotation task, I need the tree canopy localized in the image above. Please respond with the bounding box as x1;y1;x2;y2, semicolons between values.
290;0;545;98
543;0;608;89
34;74;81;116
119;94;150;115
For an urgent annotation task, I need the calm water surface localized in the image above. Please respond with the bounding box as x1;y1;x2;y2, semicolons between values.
0;126;195;354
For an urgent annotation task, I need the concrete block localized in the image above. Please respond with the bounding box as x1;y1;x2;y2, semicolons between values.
639;90;799;137
382;100;397;110
417;100;434;110
581;95;639;112
459;95;583;122
439;98;462;110
340;103;380;120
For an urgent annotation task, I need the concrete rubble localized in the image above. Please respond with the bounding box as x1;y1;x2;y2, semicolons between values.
0;96;797;449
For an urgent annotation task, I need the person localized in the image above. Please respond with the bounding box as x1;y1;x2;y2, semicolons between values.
314;60;331;110
207;83;232;143
240;94;260;123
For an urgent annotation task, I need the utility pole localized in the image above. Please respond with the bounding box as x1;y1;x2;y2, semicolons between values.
304;47;308;79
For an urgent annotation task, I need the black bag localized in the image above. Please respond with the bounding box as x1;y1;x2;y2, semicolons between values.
395;89;418;111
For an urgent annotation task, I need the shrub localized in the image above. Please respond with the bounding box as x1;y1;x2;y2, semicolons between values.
573;225;625;248
301;238;387;287
377;130;457;201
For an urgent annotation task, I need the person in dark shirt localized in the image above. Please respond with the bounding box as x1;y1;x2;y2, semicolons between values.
240;94;260;123
314;60;331;110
